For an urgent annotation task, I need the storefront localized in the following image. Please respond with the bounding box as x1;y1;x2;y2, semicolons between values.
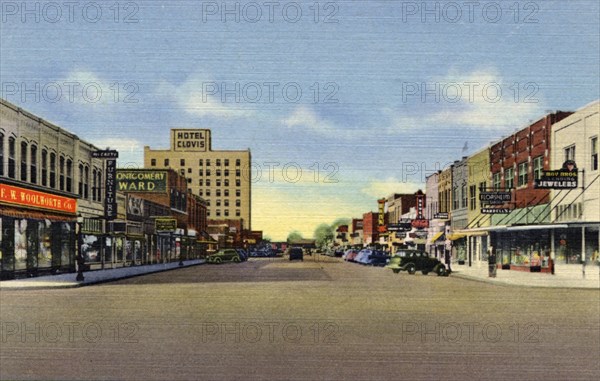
1;182;77;279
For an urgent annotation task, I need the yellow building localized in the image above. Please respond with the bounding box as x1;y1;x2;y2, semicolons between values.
144;129;251;230
464;147;491;265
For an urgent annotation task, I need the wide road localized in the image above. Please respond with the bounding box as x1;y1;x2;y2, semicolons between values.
1;255;599;381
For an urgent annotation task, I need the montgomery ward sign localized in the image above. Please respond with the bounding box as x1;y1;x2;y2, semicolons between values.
172;129;210;152
117;170;167;192
0;184;76;214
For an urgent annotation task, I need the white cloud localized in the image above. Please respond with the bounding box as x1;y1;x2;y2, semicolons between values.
281;105;341;137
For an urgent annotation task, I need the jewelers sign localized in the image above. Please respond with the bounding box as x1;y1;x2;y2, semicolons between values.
534;161;578;189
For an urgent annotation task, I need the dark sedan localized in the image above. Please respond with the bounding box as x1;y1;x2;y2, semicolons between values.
386;249;448;276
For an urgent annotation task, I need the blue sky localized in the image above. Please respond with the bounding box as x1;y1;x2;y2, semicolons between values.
1;0;599;240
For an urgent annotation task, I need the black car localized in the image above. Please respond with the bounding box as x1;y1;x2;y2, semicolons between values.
288;247;303;261
235;249;248;261
367;250;390;267
386;249;447;276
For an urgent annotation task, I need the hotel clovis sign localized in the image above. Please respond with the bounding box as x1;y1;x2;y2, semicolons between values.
0;183;77;214
535;160;578;189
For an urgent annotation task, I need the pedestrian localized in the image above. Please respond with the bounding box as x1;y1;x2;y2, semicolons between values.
444;249;452;273
488;246;497;278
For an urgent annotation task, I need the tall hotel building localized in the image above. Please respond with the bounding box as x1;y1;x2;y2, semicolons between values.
144;129;251;230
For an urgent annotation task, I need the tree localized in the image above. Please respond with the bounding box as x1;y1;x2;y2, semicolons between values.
313;223;334;249
287;231;304;242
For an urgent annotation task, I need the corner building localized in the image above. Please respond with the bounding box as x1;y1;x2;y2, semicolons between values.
144;129;251;230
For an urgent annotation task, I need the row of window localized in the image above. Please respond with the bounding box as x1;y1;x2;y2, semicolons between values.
150;158;242;167
195;168;242;177
492;156;545;190
198;188;242;198
0;134;102;202
556;202;583;221
207;209;242;217
195;179;242;187
199;199;242;207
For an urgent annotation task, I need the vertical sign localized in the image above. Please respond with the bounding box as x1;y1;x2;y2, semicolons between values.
105;159;117;220
416;193;425;220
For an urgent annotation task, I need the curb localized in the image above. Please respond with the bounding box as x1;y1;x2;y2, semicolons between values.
0;261;205;291
451;271;600;290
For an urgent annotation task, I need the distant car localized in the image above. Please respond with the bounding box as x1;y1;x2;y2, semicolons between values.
386;249;447;276
207;249;241;264
342;249;358;261
367;250;389;267
354;249;374;265
288;247;304;261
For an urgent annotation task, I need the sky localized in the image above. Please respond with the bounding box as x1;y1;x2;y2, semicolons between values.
1;0;599;240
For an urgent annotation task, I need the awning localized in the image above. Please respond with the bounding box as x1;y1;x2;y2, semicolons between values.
448;233;466;241
455;229;489;237
431;232;445;242
506;224;568;231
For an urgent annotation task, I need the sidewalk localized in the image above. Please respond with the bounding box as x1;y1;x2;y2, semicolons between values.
451;263;600;289
0;260;205;290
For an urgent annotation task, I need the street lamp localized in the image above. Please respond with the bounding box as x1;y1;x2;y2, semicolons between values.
76;215;85;281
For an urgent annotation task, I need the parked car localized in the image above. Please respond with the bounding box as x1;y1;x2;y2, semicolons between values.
354;249;374;265
207;249;242;264
342;249;358;261
367;250;390;267
288;247;303;261
235;248;248;261
386;249;448;276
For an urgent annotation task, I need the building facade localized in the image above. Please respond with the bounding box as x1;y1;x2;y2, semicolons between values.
550;101;599;265
144;129;251;230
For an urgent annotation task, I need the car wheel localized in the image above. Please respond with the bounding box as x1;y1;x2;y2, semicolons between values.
436;265;447;276
214;257;222;264
421;270;429;275
232;257;240;263
407;264;416;274
392;269;400;274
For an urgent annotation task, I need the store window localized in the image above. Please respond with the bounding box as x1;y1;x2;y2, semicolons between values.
504;168;514;189
533;156;543;180
20;141;27;181
30;144;37;184
591;137;598;171
517;162;528;187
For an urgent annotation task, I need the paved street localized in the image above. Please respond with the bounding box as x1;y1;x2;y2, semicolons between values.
1;255;599;381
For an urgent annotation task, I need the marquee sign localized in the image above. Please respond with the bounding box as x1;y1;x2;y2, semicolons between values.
172;129;210;152
155;218;177;232
0;184;76;214
534;161;578;189
117;170;167;192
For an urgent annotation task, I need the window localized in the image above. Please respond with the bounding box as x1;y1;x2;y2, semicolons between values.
216;159;221;166
151;159;156;166
164;158;169;166
479;181;487;193
199;179;203;186
0;133;3;176
206;159;211;166
20;141;27;181
92;169;97;201
8;137;16;178
564;145;576;161
236;179;241;187
216;189;221;197
199;159;203;166
78;164;84;196
216;169;221;176
216;209;221;217
236;199;241;207
216;180;221;187
224;179;229;186
187;178;192;183
591;137;598;171
206;169;211;176
224;189;229;197
224;159;229;166
49;152;56;187
96;171;101;202
452;187;459;210
517;162;528;187
216;200;221;207
224;169;229;176
469;185;476;210
199;190;203;196
66;159;73;192
59;156;65;191
206;199;210;205
41;150;47;186
30;144;37;184
236;209;241;217
236;190;241;197
206;179;211;186
224;209;229;217
236;169;241;176
84;166;89;199
224;200;229;207
533;156;543;180
236;159;240;166
180;159;185;166
504;168;514;189
461;183;467;208
187;168;192;173
493;172;501;190
199;169;203;176
207;211;210;217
